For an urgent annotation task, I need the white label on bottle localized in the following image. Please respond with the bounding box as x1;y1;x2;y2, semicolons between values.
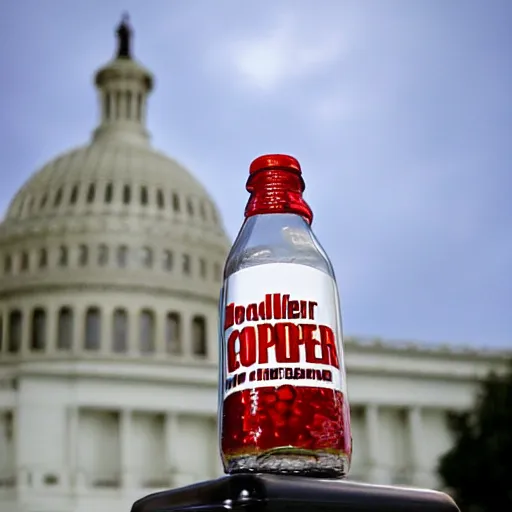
221;263;346;399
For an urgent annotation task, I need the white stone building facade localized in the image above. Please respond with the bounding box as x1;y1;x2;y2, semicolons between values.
0;18;508;512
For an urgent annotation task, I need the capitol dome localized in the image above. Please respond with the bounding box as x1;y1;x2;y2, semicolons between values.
0;16;230;363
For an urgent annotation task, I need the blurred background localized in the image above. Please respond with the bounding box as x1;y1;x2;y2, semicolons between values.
0;1;510;512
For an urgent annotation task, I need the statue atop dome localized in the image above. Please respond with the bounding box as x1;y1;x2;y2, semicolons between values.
116;13;132;59
94;14;155;144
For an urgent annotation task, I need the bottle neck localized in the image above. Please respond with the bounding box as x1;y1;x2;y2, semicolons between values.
225;213;333;279
244;169;313;224
238;213;313;247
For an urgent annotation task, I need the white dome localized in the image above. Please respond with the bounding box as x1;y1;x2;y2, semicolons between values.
5;142;226;233
0;17;230;364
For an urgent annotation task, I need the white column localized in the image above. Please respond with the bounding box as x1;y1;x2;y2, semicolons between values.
108;90;117;121
21;306;30;356
165;413;178;474
128;310;138;356
365;404;385;484
408;406;425;486
46;306;56;354
155;311;165;356
72;306;84;355
67;407;76;483
101;306;112;355
107;91;114;122
130;89;137;122
121;409;135;489
69;407;86;489
120;90;127;120
165;412;191;486
181;313;192;358
10;409;18;487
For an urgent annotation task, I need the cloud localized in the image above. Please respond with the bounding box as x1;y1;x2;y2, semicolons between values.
213;11;348;93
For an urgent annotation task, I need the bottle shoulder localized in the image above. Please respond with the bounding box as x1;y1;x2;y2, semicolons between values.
224;214;335;280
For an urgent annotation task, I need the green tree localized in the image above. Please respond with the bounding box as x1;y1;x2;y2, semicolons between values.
438;360;512;512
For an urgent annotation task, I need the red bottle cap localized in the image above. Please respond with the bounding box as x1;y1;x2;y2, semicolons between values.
245;153;313;224
249;154;302;175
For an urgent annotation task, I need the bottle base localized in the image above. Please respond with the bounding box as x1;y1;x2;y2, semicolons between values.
225;451;349;479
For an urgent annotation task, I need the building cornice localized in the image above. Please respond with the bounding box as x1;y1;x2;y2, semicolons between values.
1;341;506;386
345;336;510;361
0;359;218;388
0;280;221;304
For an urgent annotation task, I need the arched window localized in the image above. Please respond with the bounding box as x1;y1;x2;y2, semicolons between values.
113;309;128;353
123;185;131;205
87;184;96;204
78;245;88;266
141;247;153;268
31;308;46;351
172;193;180;212
20;198;29;217
84;307;101;351
140;186;148;206
182;254;191;275
70;185;79;204
4;255;12;274
40;193;48;209
98;244;109;266
157;189;165;209
104;183;113;203
192;315;207;357
139;310;155;354
8;310;22;353
14;199;23;218
214;262;222;282
27;197;35;214
20;252;29;272
58;246;68;267
39;248;47;269
166;312;181;354
57;307;73;350
0;315;3;352
117;245;128;267
187;199;194;216
54;188;63;207
199;258;207;278
163;250;172;271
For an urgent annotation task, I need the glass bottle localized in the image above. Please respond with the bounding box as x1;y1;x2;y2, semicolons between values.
218;154;352;477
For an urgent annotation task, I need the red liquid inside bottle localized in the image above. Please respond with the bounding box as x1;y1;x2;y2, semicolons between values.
218;155;351;477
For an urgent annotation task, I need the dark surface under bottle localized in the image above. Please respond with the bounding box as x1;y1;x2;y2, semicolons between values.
131;473;460;512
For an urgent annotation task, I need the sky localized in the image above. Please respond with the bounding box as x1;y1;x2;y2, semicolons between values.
0;0;510;349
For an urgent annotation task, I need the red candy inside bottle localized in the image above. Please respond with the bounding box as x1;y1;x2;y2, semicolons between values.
222;386;350;456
